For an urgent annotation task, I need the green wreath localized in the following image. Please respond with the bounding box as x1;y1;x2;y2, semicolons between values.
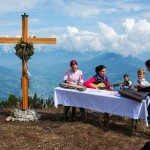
14;39;34;60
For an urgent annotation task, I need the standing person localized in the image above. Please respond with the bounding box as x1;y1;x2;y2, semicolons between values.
121;74;132;89
134;60;150;124
63;59;85;120
84;65;113;125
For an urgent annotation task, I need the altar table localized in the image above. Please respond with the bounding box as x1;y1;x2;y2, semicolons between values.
54;87;148;126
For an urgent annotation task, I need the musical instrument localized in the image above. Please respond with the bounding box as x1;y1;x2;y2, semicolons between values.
59;83;87;91
118;88;149;102
89;82;123;90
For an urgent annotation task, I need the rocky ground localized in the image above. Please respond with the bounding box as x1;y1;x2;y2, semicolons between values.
0;107;150;150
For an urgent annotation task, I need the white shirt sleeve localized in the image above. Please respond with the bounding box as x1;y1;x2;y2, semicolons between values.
63;70;69;81
78;70;84;84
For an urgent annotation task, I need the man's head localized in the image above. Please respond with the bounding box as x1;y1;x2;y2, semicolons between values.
137;68;146;80
123;74;129;81
145;59;150;72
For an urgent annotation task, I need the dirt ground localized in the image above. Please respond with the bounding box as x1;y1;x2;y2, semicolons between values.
0;107;150;150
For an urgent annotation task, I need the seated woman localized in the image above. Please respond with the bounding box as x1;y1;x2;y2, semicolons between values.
84;65;113;125
63;59;85;120
84;65;112;90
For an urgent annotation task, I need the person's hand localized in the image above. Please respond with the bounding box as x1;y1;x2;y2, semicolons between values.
65;80;72;84
133;87;138;92
110;86;113;91
78;82;83;86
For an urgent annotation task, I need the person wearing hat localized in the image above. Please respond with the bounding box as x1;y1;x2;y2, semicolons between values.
63;59;85;120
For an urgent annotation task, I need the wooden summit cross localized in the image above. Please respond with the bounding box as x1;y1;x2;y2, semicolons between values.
0;13;56;110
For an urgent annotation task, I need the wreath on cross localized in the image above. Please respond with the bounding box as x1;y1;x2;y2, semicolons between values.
14;39;34;60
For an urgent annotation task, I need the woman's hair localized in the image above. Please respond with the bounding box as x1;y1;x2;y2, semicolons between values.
70;59;78;66
137;68;146;75
95;65;106;74
145;59;150;67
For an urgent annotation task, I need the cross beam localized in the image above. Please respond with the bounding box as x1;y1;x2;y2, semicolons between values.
0;37;56;44
0;13;56;110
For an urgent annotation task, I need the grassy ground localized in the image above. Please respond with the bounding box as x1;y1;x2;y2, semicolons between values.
0;107;150;150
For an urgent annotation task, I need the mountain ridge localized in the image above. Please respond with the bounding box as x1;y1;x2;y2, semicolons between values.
0;50;148;100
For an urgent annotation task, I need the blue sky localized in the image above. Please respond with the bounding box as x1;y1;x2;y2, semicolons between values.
0;0;150;59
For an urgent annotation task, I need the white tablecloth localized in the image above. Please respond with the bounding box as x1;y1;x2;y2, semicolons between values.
54;87;148;126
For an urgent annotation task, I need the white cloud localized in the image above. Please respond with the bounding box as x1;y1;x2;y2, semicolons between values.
0;0;150;59
122;18;135;32
40;0;118;18
29;18;40;24
98;22;118;38
55;18;150;57
67;26;79;34
119;3;141;12
1;18;150;58
57;26;104;52
1;17;150;57
1;44;14;53
0;0;38;13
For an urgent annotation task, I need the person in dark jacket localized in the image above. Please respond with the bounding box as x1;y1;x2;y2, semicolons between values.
140;141;150;150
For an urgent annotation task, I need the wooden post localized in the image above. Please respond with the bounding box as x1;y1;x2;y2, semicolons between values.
21;13;29;110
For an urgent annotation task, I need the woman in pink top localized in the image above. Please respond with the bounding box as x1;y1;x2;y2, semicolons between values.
63;60;85;120
64;60;83;85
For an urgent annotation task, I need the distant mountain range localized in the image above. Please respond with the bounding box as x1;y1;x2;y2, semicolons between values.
0;49;149;100
0;66;21;99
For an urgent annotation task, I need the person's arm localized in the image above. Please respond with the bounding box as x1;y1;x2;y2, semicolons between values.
128;81;132;87
63;70;70;83
105;78;111;91
83;77;96;89
78;71;84;85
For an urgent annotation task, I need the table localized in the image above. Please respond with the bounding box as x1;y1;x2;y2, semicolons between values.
54;87;148;126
